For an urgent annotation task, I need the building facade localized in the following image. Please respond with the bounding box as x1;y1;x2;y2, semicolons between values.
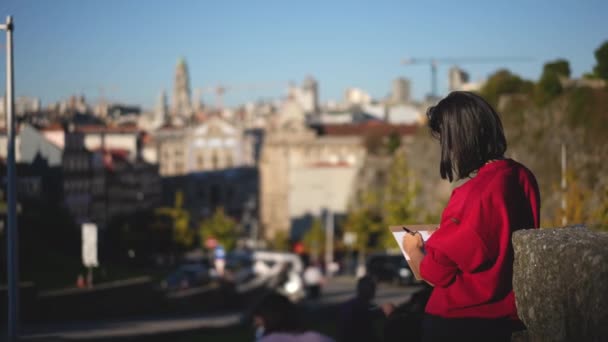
259;100;367;240
152;116;255;177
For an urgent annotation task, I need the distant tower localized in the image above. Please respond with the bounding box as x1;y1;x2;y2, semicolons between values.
449;67;470;92
155;90;168;125
391;77;411;104
172;57;192;120
300;76;319;114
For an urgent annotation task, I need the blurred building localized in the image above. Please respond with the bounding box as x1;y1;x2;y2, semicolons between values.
38;124;142;162
162;167;258;227
386;104;423;124
0;96;41;128
449;66;484;92
289;76;319;115
18;123;161;230
0;127;23;162
151;116;255;176
259;100;367;240
99;148;161;224
391;78;411;104
171;58;193;123
344;87;372;106
449;67;469;92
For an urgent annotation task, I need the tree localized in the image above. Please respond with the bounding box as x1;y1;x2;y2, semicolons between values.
155;191;194;249
302;218;325;262
479;69;534;107
543;59;571;78
382;150;420;247
343;190;383;268
199;207;238;251
272;230;290;251
387;131;401;154
535;59;571;105
593;40;608;81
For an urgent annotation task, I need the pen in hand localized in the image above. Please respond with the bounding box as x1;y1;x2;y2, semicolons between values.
402;226;416;235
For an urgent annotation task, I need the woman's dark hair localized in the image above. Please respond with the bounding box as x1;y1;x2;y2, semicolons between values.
426;91;507;182
253;293;299;335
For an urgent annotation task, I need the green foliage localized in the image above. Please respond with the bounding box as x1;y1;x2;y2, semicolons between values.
343;190;383;255
272;230;290;251
381;151;420;248
552;171;590;227
535;59;571;105
155;191;194;249
302;218;325;262
479;69;534;107
387;131;401;154
543;59;571;78
593;40;608;80
343;151;421;256
199;207;238;251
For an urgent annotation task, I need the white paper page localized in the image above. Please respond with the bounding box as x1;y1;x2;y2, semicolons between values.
391;230;432;261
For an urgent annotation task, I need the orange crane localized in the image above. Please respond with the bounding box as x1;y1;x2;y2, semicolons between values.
194;81;287;110
401;57;532;98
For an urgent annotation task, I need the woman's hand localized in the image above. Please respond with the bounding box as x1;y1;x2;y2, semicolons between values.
403;232;424;255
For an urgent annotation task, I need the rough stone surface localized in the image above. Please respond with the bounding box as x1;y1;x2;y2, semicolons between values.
512;226;608;341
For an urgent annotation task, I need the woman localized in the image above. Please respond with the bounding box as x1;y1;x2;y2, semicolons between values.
403;91;540;341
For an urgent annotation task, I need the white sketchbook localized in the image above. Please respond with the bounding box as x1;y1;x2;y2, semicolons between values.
389;225;436;261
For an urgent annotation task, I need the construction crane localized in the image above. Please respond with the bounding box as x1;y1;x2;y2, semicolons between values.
401;57;532;98
194;81;287;110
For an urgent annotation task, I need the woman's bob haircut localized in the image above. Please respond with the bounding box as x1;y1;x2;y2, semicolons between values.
426;91;507;182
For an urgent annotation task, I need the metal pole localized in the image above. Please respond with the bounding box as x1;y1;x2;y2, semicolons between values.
2;15;19;341
324;210;333;277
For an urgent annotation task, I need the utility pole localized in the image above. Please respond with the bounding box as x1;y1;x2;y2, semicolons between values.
561;143;567;226
1;15;19;342
324;209;334;277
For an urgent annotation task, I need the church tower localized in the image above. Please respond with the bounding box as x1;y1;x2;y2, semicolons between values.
172;57;192;121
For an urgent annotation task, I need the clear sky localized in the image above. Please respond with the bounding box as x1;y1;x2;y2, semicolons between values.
0;0;607;110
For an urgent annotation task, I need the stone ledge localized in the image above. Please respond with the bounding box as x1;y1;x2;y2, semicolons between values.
512;226;608;341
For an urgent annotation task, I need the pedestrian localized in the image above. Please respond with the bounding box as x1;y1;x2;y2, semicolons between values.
303;261;324;299
252;292;335;342
337;276;394;342
402;91;540;341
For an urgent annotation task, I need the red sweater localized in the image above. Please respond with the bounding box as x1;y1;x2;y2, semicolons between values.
420;159;540;319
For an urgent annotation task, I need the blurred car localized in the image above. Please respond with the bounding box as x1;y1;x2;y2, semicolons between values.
160;262;213;291
224;251;257;284
366;252;415;286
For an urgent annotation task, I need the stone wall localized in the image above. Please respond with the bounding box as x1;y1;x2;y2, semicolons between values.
512;226;608;341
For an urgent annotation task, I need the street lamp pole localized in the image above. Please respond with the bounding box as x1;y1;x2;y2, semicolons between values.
1;15;19;342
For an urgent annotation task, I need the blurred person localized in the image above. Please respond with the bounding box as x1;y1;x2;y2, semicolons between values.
303;261;324;299
337;276;394;342
252;292;335;342
402;91;540;341
383;284;433;342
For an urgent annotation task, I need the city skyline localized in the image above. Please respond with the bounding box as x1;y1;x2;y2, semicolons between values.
0;0;607;109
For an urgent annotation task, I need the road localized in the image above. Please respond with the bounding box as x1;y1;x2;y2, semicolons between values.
19;276;423;341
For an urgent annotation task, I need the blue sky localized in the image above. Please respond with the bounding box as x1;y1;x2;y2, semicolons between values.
0;0;607;110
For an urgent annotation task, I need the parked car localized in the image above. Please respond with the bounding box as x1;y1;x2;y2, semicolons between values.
160;262;213;291
366;252;415;285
